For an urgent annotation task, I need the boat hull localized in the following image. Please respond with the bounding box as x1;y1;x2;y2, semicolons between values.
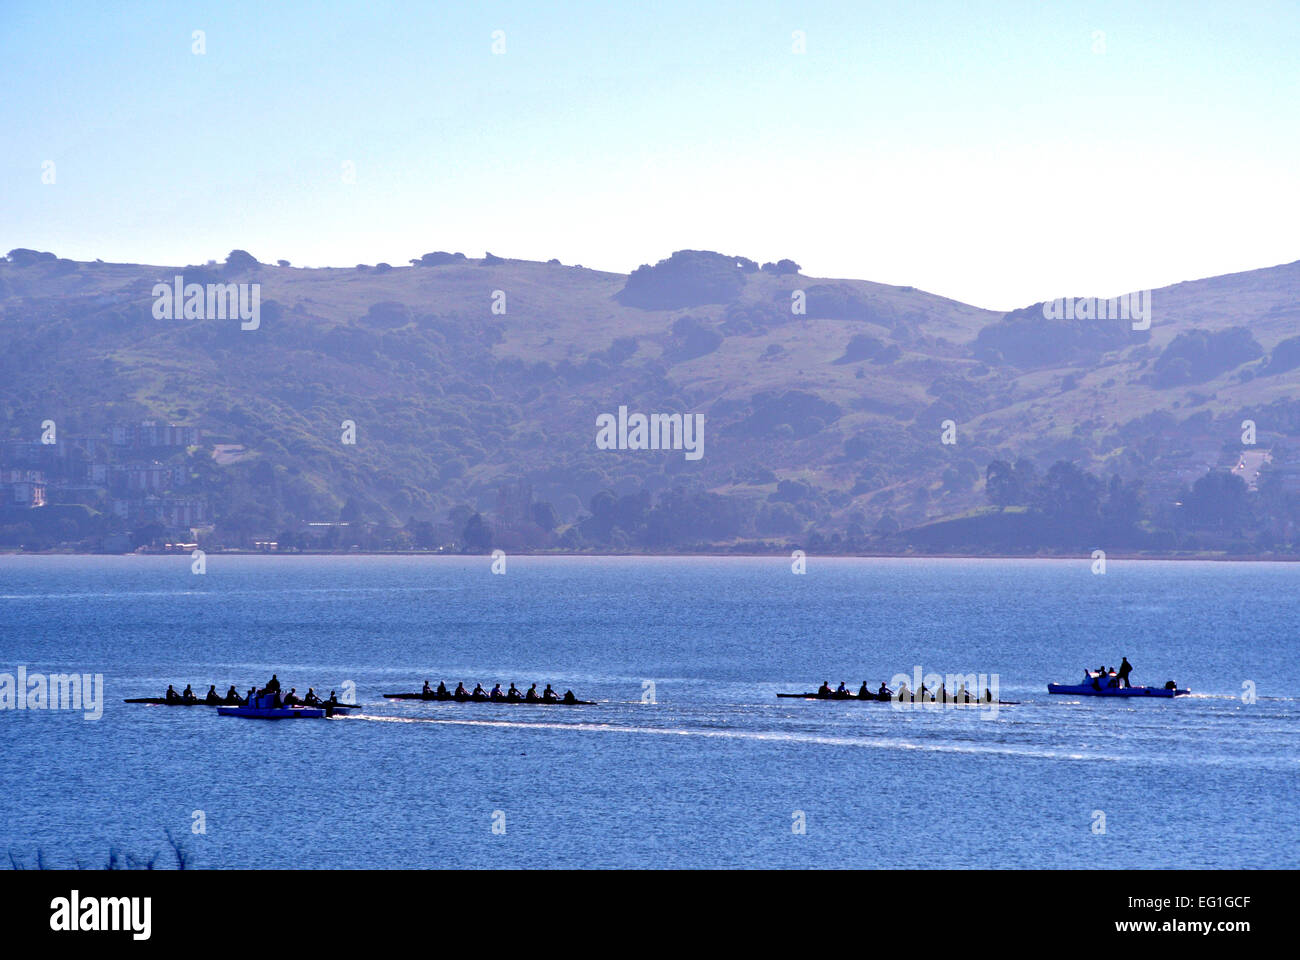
1047;683;1188;697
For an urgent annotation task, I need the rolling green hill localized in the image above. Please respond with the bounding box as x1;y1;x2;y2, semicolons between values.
2;247;1298;552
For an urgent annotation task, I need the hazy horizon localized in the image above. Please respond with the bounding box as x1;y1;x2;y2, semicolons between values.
4;0;1298;311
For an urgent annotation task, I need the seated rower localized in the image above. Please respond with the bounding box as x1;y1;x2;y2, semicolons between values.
436;681;448;697
283;688;300;706
877;682;892;701
181;684;196;702
857;681;870;699
985;687;993;703
490;683;504;701
817;680;832;698
245;687;257;707
920;683;932;702
525;683;539;702
422;680;432;697
542;684;558;702
303;687;321;706
471;683;487;699
835;681;848;697
937;683;947;703
327;690;339;705
562;690;577;704
204;684;220;705
454;682;468;698
507;682;521;701
165;684;180;704
896;681;910;702
224;685;241;704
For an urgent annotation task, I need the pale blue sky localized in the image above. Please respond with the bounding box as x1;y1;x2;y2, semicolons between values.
3;0;1297;309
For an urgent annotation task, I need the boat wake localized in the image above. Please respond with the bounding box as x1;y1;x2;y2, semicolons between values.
346;713;1130;764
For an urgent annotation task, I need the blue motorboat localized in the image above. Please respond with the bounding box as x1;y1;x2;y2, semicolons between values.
217;690;329;719
1048;670;1188;698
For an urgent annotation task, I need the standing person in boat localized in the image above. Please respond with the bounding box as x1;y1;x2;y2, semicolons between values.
817;680;832;698
1118;657;1133;688
525;683;539;702
543;683;558;702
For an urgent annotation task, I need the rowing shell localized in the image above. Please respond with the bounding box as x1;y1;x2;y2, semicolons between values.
124;697;354;710
778;693;1017;705
384;692;594;705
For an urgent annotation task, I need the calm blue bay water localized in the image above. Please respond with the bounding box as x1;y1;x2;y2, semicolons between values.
0;555;1296;869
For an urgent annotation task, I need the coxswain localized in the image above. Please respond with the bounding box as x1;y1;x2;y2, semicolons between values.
817;681;832;698
542;684;558;702
1118;657;1133;689
562;690;577;704
525;683;539;701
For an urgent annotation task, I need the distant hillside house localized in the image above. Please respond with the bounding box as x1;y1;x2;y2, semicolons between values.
0;469;47;507
111;421;200;448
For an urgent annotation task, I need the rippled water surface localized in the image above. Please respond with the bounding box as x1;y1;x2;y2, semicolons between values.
1;555;1296;868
